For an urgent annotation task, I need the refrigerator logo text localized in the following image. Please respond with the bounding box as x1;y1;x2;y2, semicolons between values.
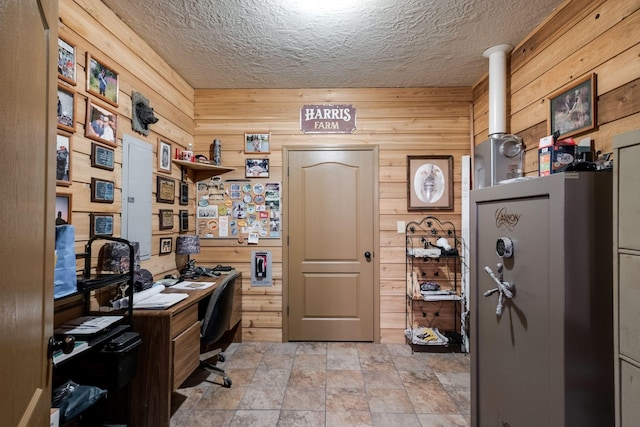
495;208;521;230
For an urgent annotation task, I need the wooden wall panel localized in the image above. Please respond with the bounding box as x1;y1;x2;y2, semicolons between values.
473;0;640;177
194;88;472;342
59;0;194;281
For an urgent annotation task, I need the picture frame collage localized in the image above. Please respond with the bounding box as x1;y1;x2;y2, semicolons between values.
56;36;121;237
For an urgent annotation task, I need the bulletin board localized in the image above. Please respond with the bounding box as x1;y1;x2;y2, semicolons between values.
196;177;281;240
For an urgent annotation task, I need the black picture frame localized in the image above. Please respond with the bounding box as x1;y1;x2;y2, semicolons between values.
159;237;172;255
89;213;114;237
179;181;189;205
179;210;189;232
91;143;115;171
157;176;175;204
159;209;174;230
91;178;115;203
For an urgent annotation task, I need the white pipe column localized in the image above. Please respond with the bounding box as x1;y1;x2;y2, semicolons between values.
483;44;513;137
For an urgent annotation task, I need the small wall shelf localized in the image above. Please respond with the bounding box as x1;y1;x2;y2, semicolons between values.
172;159;235;182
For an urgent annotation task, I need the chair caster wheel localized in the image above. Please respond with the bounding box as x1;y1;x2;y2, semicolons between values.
218;353;225;362
223;377;232;388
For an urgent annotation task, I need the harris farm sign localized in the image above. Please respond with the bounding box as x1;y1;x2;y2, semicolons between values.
300;104;356;133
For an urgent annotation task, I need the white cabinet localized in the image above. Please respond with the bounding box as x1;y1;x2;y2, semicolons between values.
614;129;640;426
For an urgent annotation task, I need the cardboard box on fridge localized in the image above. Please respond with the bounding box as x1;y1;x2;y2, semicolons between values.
538;136;576;176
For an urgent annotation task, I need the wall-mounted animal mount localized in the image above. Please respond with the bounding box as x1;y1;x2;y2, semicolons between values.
132;91;159;136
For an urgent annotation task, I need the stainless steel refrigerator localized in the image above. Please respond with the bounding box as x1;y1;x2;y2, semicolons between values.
470;172;614;427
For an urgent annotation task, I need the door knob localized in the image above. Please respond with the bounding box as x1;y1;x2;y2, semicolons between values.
364;251;372;261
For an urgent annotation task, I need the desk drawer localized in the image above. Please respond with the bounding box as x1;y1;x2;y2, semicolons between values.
172;320;200;390
171;303;198;338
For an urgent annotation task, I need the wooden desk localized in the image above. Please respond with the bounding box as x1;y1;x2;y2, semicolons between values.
129;273;241;427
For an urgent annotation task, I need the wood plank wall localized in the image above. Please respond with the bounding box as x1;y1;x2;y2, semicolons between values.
58;0;193;280
193;89;472;343
60;0;639;344
473;0;640;172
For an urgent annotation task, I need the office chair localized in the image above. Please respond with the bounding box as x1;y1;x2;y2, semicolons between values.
199;270;239;388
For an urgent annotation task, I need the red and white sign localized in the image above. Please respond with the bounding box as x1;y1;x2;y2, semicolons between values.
300;104;357;133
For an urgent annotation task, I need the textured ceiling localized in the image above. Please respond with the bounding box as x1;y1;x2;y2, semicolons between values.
102;0;563;89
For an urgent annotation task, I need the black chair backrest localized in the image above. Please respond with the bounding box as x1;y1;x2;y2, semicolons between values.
201;270;239;345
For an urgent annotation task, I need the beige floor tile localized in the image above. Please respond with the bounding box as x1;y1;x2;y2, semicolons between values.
327;342;359;356
170;342;470;426
367;388;414;413
326;388;370;412
370;412;422;427
362;369;404;390
328;354;362;370
196;385;246;410
293;353;327;370
295;342;327;354
277;410;325;426
359;354;396;371
183;409;235;427
287;368;326;387
281;385;326;411
326;410;373;427
260;353;295;370
230;409;281;427
406;384;459;414
326;369;365;389
250;367;291;388
238;386;286;410
417;413;469;426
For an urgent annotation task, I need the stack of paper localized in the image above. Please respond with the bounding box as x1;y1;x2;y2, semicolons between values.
112;285;189;310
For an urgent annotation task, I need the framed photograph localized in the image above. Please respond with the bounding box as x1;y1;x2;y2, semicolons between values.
57;37;76;85
245;132;271;153
407;155;453;211
157;138;172;174
548;73;597;140
159;237;172;255
159;209;174;230
179;210;189;232
90;213;114;237
85;99;118;147
157;176;175;204
91;143;115;171
86;52;119;107
57;84;75;132
55;133;72;186
179;181;189;205
91;178;115;203
55;193;72;225
245;158;270;178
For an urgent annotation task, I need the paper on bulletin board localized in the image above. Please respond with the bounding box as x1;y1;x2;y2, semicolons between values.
196;177;281;240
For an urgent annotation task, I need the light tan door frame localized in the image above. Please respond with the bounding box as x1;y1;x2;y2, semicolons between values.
282;145;380;342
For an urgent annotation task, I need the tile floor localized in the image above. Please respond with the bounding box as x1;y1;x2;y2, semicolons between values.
170;342;470;427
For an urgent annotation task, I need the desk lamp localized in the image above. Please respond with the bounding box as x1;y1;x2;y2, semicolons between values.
176;235;200;279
